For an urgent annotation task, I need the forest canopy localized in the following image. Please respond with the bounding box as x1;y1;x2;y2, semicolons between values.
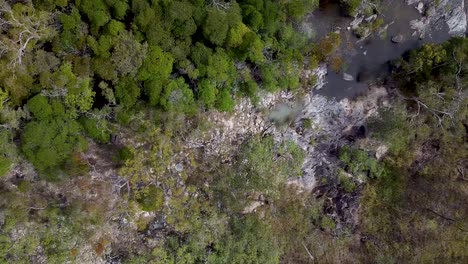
0;0;466;263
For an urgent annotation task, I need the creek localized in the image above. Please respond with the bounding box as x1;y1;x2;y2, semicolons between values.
308;0;454;99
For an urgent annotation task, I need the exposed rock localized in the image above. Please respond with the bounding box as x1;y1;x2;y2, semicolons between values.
376;145;389;160
350;16;364;30
365;14;377;23
391;34;404;43
186;62;388;193
343;73;354;81
242;201;264;214
408;0;467;37
446;3;467;35
309;63;328;90
278;86;388;191
175;163;184;172
416;2;424;14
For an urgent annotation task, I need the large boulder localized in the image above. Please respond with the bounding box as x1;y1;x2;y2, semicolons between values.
391;34;404;43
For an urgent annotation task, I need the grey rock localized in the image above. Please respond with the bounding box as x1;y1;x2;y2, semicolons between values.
416;2;424;14
175;163;184;172
365;14;377;23
391;34;404;43
409;0;467;37
343;73;354;81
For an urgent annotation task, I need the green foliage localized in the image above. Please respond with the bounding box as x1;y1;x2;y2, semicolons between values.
115;77;141;108
358;38;468;263
137;45;173;82
368;107;412;154
320;215;336;230
79;116;111;143
111;32;148;77
0;1;343;262
160;77;196;114
227;22;250;48
58;63;95;116
116;146;134;163
136;185;164;211
0;131;16;176
76;0;111;34
57;7;87;51
286;0;319;20
206;49;236;87
241;4;264;31
315;32;342;61
208;216;281;264
144;78;165;106
341;0;362;16
260;64;280;91
23;95;85;175
217;136;305;211
22;116;84;175
203;8;229;46
339;146;387;179
27;94;53;120
215;89;235;112
338;171;357;192
198;79;218;108
401;43;447;82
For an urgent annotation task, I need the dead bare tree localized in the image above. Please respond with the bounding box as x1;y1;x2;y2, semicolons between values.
0;0;55;67
399;56;467;127
211;0;231;10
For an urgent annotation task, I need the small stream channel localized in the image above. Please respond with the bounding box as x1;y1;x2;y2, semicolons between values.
308;0;452;99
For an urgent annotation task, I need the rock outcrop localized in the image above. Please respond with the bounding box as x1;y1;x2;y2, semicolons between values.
186;64;388;192
408;0;467;37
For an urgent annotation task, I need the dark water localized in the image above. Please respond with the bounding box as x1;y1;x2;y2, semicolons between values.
308;0;451;99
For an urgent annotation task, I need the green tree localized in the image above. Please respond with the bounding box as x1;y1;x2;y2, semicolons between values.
115;77;141;108
197;79;218;108
79;113;111;143
0;2;56;67
58;63;95;116
215;89;235;112
137;45;174;82
22;97;85;175
208;216;281;264
206;49;236;87
160;77;195;114
136;185;164;211
0;130;16;176
144;78;165;106
241;4;264;32
203;8;228;46
111;31;148;77
227;22;250;48
75;0;111;34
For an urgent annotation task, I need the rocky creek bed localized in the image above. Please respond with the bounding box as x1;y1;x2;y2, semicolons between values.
184;0;467;226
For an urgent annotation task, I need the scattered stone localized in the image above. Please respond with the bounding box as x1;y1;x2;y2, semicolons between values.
350;16;364;30
365;14;377;23
242;201;264;214
312;64;328;90
376;145;389;160
343;73;354;81
175;163;184;172
416;2;424;14
391;34;404;43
